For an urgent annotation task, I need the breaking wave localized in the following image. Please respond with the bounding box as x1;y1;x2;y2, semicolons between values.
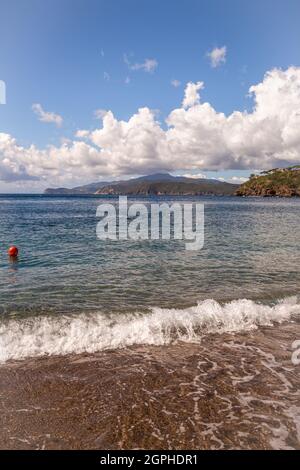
1;296;300;362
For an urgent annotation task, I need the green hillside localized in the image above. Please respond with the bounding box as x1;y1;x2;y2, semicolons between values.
236;166;300;197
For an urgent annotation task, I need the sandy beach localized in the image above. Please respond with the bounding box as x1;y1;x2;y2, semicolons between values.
1;322;299;450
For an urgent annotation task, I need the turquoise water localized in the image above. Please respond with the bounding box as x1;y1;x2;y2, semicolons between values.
0;195;299;318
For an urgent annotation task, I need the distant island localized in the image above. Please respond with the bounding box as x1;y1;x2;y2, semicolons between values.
236;166;300;197
45;167;300;197
45;173;238;196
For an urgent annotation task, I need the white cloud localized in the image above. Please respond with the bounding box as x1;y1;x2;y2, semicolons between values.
75;129;90;139
228;176;248;183
171;79;181;88
32;103;63;127
2;67;300;187
183;173;207;179
124;54;158;73
125;76;131;85
103;72;110;81
207;46;227;68
182;81;204;108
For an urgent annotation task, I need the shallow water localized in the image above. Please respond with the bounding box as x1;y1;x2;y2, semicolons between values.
1;323;299;450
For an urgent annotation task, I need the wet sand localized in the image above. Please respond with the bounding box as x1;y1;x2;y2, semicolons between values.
1;323;300;450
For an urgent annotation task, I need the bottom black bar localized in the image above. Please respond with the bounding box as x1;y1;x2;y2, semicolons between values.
0;450;297;466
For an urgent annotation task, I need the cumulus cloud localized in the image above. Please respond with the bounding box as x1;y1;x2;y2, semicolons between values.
124;54;158;73
207;46;227;68
182;81;204;108
1;67;300;186
75;129;90;139
0;132;116;186
32;103;63;127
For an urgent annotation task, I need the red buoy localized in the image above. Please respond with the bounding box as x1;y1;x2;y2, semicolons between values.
8;246;19;258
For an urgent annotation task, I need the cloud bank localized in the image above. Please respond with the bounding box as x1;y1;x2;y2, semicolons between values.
1;67;300;186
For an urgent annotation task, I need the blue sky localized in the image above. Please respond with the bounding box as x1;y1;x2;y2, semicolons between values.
0;0;300;191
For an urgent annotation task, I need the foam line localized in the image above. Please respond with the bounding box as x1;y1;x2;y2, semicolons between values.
1;297;299;362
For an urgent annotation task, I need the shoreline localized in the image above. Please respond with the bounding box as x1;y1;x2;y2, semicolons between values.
1;322;300;450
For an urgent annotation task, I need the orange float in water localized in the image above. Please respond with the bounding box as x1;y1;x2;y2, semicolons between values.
8;246;19;258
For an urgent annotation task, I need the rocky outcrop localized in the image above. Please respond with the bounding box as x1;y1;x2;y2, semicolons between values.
236;167;300;197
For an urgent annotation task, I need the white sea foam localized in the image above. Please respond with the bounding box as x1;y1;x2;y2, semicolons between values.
1;297;299;362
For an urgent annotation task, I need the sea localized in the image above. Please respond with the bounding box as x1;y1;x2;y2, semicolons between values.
0;195;299;449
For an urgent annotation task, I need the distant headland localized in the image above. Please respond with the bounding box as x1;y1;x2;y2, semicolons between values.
236;166;300;197
45;167;300;197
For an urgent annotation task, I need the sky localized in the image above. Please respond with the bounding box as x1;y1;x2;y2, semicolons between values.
0;0;300;192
